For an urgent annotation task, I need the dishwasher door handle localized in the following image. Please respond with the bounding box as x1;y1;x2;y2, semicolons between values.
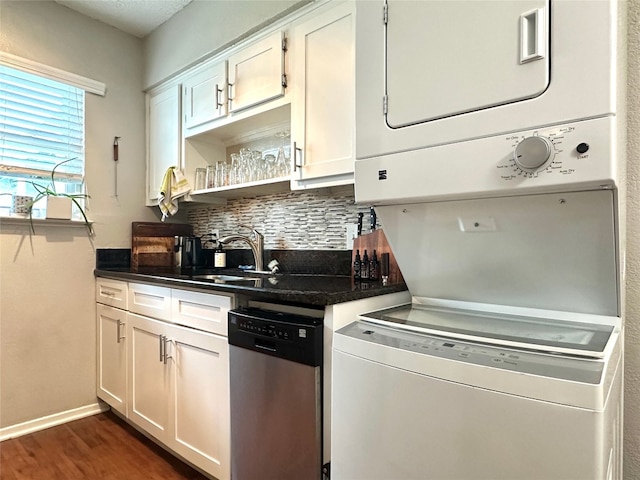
254;339;277;352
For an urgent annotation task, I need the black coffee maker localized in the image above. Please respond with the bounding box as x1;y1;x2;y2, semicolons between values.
175;236;204;270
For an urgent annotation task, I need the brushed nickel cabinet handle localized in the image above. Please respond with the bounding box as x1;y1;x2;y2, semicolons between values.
163;336;172;365
227;82;234;109
116;320;125;344
293;141;303;172
215;84;223;109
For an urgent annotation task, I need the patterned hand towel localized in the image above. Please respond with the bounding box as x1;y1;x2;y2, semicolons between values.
158;167;191;221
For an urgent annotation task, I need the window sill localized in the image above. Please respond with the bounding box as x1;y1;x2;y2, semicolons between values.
0;215;92;230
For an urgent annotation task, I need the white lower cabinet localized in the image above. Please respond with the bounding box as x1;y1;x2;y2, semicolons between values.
170;322;230;479
96;304;127;416
127;312;230;478
97;279;232;480
127;313;172;441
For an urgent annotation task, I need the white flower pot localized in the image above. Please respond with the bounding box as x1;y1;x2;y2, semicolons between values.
46;196;73;220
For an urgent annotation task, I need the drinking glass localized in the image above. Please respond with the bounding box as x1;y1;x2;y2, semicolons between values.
229;153;241;185
252;150;264;181
215;161;228;187
194;168;206;190
239;148;253;183
206;165;216;189
275;131;290;177
264;154;276;179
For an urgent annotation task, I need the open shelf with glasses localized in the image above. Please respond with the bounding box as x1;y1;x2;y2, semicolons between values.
183;103;292;202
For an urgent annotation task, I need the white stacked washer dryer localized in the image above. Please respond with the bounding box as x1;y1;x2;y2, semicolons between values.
331;1;626;479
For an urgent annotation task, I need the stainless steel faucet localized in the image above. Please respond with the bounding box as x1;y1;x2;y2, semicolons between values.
218;225;265;272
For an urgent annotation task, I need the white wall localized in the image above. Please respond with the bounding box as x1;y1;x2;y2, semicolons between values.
0;0;156;428
625;1;640;476
143;0;310;88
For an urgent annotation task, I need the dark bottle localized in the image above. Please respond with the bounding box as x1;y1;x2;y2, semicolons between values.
353;249;361;280
361;250;370;280
370;207;377;232
370;250;379;281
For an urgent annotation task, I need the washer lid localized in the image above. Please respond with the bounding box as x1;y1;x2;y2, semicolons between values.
361;303;616;358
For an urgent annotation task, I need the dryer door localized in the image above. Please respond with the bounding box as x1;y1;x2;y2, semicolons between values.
385;0;550;128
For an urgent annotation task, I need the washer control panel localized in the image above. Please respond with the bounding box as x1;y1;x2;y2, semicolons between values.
339;321;604;384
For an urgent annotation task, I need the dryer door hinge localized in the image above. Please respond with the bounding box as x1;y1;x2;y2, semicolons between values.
282;73;288;88
383;95;388;115
282;36;288;52
383;3;389;24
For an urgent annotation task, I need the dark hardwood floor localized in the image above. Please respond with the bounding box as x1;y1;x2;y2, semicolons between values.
0;411;209;479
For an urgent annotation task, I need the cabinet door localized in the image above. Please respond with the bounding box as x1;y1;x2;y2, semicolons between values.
147;85;181;205
168;325;230;480
183;60;228;130
228;31;285;113
127;313;172;442
291;2;355;189
96;304;127;416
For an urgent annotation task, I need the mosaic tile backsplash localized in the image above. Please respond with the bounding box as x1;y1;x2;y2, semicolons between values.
186;186;371;250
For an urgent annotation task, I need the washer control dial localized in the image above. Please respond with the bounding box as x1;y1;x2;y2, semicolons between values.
514;136;554;171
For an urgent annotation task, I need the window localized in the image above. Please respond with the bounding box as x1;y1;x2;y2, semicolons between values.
0;53;105;220
0;65;85;218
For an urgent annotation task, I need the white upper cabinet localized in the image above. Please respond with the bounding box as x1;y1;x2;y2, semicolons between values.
146;1;362;203
290;1;355;189
183;60;228;130
228;31;286;113
384;0;549;128
146;84;181;205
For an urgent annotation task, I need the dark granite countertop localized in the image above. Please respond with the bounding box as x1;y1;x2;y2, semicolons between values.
94;267;408;307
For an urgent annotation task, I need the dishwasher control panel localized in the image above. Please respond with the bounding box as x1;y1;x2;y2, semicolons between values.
228;307;323;367
235;317;296;340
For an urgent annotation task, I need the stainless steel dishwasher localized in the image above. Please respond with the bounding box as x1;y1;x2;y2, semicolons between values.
228;307;324;480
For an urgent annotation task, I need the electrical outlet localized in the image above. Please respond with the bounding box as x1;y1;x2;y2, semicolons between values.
346;224;358;249
210;229;220;240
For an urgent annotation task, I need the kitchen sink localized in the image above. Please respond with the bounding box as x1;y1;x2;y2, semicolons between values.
191;274;263;284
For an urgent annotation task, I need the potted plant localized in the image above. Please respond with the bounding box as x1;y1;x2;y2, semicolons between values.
27;158;93;235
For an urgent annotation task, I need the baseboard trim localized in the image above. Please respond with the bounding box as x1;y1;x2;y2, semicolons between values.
0;402;109;441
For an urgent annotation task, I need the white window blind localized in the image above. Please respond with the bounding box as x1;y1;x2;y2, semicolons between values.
0;65;85;183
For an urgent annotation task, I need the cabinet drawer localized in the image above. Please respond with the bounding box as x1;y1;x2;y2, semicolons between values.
96;278;128;309
128;283;172;321
171;289;233;336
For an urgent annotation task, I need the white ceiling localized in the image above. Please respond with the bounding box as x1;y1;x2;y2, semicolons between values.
54;0;194;38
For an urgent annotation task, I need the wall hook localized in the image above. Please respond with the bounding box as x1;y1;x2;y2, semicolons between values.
113;136;121;197
113;136;121;162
